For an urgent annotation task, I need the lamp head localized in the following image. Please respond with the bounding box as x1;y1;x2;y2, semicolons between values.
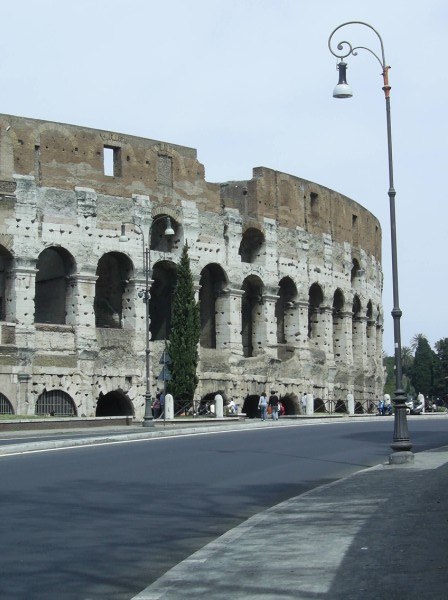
119;223;129;242
164;217;175;237
333;61;353;99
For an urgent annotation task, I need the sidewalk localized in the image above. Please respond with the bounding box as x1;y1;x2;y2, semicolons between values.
132;446;448;599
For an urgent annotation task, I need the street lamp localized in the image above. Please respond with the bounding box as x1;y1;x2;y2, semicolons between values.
328;21;413;464
120;216;175;427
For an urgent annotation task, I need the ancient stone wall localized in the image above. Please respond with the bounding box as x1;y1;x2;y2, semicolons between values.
0;114;383;418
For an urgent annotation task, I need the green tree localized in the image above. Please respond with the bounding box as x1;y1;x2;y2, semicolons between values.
434;338;448;398
167;243;200;408
410;335;436;397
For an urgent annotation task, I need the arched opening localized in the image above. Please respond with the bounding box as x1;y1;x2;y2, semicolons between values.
308;283;324;340
149;260;177;341
332;288;345;360
276;277;298;344
96;390;134;416
150;216;179;253
335;400;347;413
351;258;362;283
314;397;326;413
355;401;364;414
280;393;298;415
0;246;13;322
198;390;228;415
239;227;264;264
35;247;76;324
241;275;264;358
199;264;227;349
35;390;77;416
0;392;14;414
242;394;261;418
95;252;133;328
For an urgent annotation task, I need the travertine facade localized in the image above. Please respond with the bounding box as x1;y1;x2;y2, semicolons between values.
0;114;383;418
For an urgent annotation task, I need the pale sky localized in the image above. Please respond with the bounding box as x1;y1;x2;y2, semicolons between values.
1;0;447;354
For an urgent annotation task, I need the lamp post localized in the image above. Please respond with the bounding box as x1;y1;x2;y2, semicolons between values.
328;21;413;464
120;216;175;427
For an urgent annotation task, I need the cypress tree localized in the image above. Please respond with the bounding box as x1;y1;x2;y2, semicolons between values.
410;336;436;397
167;243;200;408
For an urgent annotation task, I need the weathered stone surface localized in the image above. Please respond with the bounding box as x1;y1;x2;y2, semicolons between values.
0;114;383;418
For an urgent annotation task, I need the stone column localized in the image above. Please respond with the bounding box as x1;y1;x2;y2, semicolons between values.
256;292;279;357
71;272;98;355
306;393;314;416
164;394;174;420
218;288;244;355
347;392;355;415
214;394;224;418
17;373;32;415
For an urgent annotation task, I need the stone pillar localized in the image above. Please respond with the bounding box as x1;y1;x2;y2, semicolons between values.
72;272;98;355
340;311;354;367
347;392;355;415
321;306;334;361
219;288;243;354
165;394;174;420
17;373;32;415
10;262;37;328
214;394;224;418
257;292;279;357
296;300;310;351
352;316;367;371
306;393;314;416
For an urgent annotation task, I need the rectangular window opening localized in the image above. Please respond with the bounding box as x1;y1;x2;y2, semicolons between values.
103;146;122;177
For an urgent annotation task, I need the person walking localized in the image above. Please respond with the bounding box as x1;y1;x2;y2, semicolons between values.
269;391;280;421
301;392;307;414
258;392;268;421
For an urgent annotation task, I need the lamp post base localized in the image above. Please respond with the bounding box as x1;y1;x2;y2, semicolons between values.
389;450;414;465
142;392;154;427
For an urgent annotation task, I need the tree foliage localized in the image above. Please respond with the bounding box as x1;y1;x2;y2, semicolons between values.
167;244;200;406
434;337;448;398
410;335;436;397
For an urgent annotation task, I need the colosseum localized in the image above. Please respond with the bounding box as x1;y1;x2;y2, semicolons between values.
0;114;384;419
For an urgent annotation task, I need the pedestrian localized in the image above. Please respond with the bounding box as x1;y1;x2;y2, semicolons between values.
384;393;392;415
152;393;161;419
269;390;280;421
258;392;268;421
301;392;307;414
160;391;165;418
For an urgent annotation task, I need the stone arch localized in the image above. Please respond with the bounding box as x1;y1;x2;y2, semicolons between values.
239;227;264;264
149;259;177;341
94;252;133;328
314;397;326;413
276;277;298;345
308;282;324;340
35;389;77;416
0;245;13;322
241;275;264;358
150;214;181;253
0;392;14;414
280;392;299;415
242;394;261;418
351;257;362;283
96;390;134;417
35;246;77;325
199;263;228;349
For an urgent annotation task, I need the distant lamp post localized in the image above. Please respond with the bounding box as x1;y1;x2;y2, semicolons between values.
120;216;175;427
328;21;413;464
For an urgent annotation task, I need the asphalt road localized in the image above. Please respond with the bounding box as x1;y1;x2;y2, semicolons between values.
1;418;447;600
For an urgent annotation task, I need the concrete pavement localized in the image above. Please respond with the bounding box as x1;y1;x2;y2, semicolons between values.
2;416;448;598
132;444;448;599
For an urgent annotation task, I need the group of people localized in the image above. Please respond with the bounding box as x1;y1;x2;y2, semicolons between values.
258;391;284;421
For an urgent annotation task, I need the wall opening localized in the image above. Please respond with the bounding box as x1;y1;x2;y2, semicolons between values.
35;247;76;324
35;390;77;416
95;252;133;328
96;390;134;417
103;145;122;177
